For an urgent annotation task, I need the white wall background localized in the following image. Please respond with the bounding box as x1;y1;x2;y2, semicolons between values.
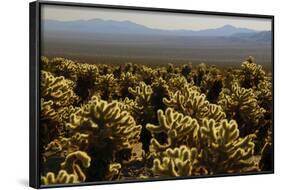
0;0;279;189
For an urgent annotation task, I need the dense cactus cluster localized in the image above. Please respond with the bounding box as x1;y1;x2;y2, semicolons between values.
40;56;272;185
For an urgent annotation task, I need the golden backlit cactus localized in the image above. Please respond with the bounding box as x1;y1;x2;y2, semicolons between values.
41;99;58;122
41;150;91;185
94;73;117;101
240;56;266;88
191;63;208;86
60;151;91;169
152;146;200;177
117;97;141;117
200;65;221;89
60;151;91;182
41;71;79;108
147;108;199;151
43;132;89;161
106;163;122;180
255;79;272;108
41;134;89;183
41;170;82;185
118;72;138;98
164;84;208;120
128;82;154;124
164;82;225;123
98;64;112;75
218;82;266;126
77;63;99;80
67;96;142;151
41;57;99;82
151;118;257;176
41;56;51;71
44;57;79;80
56;106;81;125
128;82;152;108
167;75;189;93
199;119;257;173
138;65;158;84
39;56;272;181
40;71;80;146
208;104;226;122
66;96;142;180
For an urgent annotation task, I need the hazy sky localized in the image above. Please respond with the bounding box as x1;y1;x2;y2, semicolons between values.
41;4;271;31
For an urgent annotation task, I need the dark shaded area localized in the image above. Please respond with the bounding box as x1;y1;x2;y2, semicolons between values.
206;80;223;103
259;143;273;171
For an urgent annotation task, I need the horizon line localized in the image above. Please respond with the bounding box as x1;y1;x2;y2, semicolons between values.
43;18;271;32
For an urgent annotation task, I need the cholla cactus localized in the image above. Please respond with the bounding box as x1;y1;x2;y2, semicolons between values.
55;58;79;80
255;79;272;109
40;71;80;144
151;118;257;176
138;65;157;84
41;71;79;108
118;72;138;99
117;97;141;117
147;108;199;151
41;56;51;71
41;169;83;185
43;134;89;158
56;106;81;125
200;66;223;103
77;63;98;80
67;96;141;152
98;64;112;75
39;56;272;180
41;133;90;177
41;99;58;122
41;151;91;185
44;57;79;81
94;74;117;101
167;75;189;93
192;63;208;86
164;84;226;123
164;84;208;121
75;63;99;100
208;104;226;122
128;82;152;108
66;96;142;180
106;163;122;180
60;151;91;176
218;82;266;128
41;57;99;102
124;62;134;73
240;56;265;88
151;77;170;112
129;82;154;152
181;63;192;78
41;104;80;137
152;145;200;177
128;81;154;124
200;119;257;173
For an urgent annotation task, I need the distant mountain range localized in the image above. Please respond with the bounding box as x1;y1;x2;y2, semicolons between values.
43;19;271;43
228;31;272;42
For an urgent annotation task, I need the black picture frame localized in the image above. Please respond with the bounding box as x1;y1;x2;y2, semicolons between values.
29;0;274;188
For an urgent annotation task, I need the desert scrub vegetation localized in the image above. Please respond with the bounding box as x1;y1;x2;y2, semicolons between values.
40;56;273;185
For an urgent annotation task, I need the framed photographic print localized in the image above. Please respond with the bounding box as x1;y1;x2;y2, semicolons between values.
29;0;274;188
